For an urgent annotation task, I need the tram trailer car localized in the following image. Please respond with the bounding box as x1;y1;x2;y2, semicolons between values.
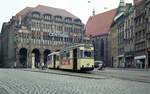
47;52;60;69
47;44;94;71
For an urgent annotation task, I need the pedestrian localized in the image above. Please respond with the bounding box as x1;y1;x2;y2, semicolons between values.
42;62;44;70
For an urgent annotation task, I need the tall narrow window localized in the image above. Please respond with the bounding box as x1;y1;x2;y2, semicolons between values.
101;39;104;57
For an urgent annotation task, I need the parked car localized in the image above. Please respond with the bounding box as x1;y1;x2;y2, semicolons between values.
94;61;104;69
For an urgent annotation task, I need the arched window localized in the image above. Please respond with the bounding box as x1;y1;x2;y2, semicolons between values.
101;39;104;57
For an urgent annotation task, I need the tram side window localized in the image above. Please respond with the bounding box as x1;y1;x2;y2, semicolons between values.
80;50;83;58
47;55;51;61
70;51;73;58
56;55;59;61
60;53;63;60
61;51;69;59
91;51;94;57
67;52;70;58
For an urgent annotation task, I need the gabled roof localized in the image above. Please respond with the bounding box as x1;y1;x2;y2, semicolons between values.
16;5;79;20
16;7;33;16
16;7;33;20
86;9;117;37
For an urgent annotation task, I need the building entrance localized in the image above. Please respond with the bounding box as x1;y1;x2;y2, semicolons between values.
32;49;40;68
19;48;27;68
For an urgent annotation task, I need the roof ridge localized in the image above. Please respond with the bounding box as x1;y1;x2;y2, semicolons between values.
36;4;65;11
15;5;82;22
95;8;117;17
86;8;117;36
34;4;79;19
16;7;33;16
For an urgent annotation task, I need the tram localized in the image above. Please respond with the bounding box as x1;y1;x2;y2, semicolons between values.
47;44;94;71
47;51;60;69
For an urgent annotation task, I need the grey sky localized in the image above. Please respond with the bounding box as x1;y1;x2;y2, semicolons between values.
0;0;133;31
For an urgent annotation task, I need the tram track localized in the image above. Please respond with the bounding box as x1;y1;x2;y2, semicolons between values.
23;69;109;80
90;71;150;84
23;69;150;84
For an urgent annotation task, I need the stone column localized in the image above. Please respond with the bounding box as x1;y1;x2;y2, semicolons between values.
27;50;32;68
40;53;44;66
145;50;149;69
32;53;35;69
26;50;29;68
16;48;20;68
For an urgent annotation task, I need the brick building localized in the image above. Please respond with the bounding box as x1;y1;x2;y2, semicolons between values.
86;9;116;66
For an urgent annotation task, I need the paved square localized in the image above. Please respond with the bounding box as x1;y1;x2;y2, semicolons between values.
0;69;150;94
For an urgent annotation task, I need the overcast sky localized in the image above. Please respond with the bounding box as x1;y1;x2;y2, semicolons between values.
0;0;133;31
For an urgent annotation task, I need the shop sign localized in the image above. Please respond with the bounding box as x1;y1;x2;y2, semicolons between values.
48;32;68;37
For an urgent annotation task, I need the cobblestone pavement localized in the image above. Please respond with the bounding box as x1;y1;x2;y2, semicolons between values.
91;68;150;83
0;69;150;94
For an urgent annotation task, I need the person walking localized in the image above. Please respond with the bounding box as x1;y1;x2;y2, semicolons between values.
41;62;44;70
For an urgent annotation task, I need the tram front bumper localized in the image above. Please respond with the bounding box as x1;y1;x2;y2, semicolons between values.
80;65;94;71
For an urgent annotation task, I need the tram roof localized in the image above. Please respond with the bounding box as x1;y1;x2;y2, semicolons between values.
48;44;93;55
48;51;60;56
62;43;93;50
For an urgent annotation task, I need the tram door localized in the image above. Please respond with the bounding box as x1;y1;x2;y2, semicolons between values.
73;49;77;70
148;53;150;68
53;55;56;68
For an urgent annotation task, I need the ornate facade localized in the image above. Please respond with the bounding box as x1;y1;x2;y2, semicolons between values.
134;0;147;68
114;0;126;68
145;0;150;68
124;4;135;68
1;5;87;68
127;0;150;69
109;0;135;68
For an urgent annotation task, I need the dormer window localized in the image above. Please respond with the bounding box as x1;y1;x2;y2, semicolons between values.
64;17;72;23
44;14;52;20
32;12;40;18
54;15;62;22
74;19;81;24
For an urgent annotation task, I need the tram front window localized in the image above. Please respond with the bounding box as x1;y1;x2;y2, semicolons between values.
83;51;93;58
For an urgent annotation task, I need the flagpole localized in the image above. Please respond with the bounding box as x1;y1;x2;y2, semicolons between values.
88;0;95;16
